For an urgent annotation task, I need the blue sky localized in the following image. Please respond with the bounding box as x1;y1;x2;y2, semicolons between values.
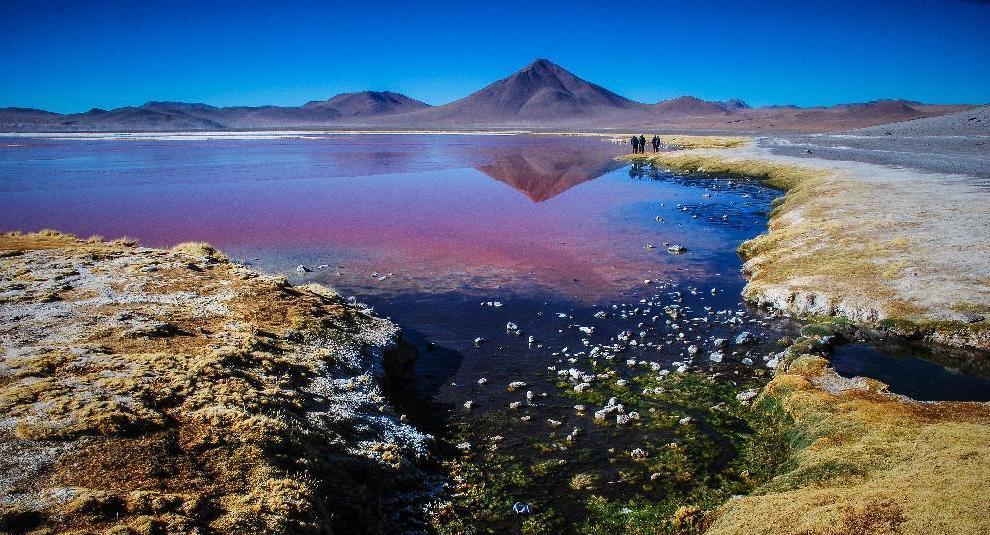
2;0;988;113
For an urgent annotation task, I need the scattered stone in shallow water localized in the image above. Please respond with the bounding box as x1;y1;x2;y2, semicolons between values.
667;244;687;254
506;321;522;335
474;337;485;346
512;502;533;515
507;381;527;391
463;400;475;410
295;264;310;273
509;401;523;410
477;377;488;385
736;390;758;403
735;331;756;345
709;351;724;363
547;419;562;427
630;448;648;460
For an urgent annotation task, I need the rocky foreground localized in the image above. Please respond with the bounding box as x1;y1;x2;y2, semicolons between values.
0;231;430;534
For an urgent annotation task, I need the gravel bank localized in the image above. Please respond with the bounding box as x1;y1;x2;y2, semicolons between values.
759;105;990;181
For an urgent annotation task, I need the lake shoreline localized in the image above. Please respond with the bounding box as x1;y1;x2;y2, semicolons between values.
3;132;989;533
626;137;990;534
625;139;990;351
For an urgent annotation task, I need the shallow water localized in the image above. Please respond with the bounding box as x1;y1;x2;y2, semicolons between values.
832;342;990;402
2;133;986;528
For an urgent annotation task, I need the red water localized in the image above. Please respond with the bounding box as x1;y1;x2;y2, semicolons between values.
0;134;759;298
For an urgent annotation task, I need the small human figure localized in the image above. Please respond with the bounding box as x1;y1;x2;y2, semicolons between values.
630;135;639;153
652;135;661;152
638;135;646;154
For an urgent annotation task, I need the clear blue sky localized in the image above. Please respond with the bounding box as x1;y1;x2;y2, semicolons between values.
2;0;988;113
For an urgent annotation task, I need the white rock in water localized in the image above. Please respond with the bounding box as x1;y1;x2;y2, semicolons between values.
630;448;648;460
578;326;595;335
574;382;592;393
766;356;780;369
736;390;758;402
676;365;689;373
474;337;485;346
507;381;527;391
616;414;632;425
709;351;724;363
509;401;523;410
667;245;687;254
713;338;727;348
574;404;586;412
735;331;756;345
679;416;693;425
463;400;475;410
506;322;521;334
547;419;562;427
687;344;699;355
477;377;488;385
296;265;310;273
742;357;754;366
456;442;471;451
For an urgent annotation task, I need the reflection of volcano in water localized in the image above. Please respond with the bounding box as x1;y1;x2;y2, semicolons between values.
476;142;625;202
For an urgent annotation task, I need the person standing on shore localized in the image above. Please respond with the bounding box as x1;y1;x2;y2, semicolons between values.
638;135;646;154
630;135;639;153
652;135;660;152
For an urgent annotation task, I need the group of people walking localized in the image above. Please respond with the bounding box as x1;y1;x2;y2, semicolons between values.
630;134;662;153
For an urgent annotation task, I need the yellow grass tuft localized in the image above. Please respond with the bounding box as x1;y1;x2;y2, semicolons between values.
707;357;990;535
171;241;228;262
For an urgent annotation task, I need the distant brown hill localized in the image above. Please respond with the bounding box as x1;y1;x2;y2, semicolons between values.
0;58;977;133
374;58;647;127
302;91;429;117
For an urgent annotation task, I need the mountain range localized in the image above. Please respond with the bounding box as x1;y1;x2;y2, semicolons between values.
0;59;976;133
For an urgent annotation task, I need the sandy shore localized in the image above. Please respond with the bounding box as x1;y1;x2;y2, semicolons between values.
0;232;429;534
758;105;990;181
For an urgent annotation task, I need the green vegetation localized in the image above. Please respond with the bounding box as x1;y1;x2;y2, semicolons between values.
431;360;796;534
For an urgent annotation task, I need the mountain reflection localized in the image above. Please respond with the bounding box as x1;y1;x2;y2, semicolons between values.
475;138;625;202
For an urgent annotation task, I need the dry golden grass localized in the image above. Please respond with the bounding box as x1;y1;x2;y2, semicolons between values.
707;355;990;535
0;232;423;534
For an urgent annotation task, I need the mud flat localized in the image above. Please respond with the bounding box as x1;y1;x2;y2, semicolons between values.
0;231;430;534
627;139;990;351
